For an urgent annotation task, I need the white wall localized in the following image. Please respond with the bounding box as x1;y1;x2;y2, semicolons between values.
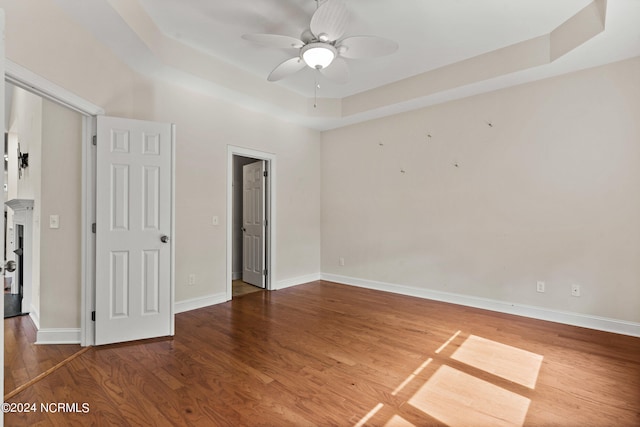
321;57;640;324
1;0;322;323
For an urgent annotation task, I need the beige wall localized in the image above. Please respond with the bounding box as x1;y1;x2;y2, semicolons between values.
40;99;82;329
1;0;321;326
321;57;640;323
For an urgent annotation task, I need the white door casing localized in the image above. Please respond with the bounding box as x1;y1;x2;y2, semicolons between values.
95;116;174;345
242;160;266;288
1;9;5;416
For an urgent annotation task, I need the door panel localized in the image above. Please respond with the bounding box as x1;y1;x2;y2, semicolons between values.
242;161;265;288
95;116;173;345
111;164;129;230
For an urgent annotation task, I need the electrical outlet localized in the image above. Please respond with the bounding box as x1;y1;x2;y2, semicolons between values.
339;257;345;266
188;274;196;286
571;284;581;297
536;281;545;293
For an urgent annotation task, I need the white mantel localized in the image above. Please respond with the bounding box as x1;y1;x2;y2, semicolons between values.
6;198;34;213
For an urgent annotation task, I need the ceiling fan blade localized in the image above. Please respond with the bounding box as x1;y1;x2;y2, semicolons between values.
338;36;398;59
268;57;306;82
242;33;305;49
310;0;349;42
320;57;349;84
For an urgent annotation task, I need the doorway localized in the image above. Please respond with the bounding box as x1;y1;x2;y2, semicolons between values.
4;224;23;318
227;146;276;300
2;79;88;399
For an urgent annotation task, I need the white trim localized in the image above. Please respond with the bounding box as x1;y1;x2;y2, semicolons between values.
29;308;40;330
35;328;81;345
172;274;322;314
80;115;96;347
322;273;640;338
1;13;5;421
170;124;176;335
276;273;322;290
226;146;277;300
5;59;104;116
175;293;227;314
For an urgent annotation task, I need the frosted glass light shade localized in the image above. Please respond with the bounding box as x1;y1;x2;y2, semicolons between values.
301;43;336;69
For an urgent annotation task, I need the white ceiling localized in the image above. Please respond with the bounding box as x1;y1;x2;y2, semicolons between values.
54;0;640;130
137;0;592;98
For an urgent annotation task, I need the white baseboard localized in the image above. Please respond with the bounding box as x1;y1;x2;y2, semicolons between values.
36;328;81;345
172;274;321;315
175;292;228;314
321;273;640;338
29;305;40;330
276;273;322;290
232;272;242;280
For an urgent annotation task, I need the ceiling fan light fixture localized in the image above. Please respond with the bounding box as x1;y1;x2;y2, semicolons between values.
301;43;336;69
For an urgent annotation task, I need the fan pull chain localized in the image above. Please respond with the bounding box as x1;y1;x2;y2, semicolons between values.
314;70;320;108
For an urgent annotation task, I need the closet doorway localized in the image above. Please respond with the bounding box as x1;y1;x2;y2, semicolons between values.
228;147;276;299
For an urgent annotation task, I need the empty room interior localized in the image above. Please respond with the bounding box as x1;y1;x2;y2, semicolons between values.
1;0;639;425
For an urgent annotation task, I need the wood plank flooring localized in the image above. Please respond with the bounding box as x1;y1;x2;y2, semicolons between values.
5;281;640;426
232;280;264;298
4;314;82;396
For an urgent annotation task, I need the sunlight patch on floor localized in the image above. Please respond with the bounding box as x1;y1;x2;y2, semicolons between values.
355;331;543;426
408;365;531;427
392;358;433;396
451;335;543;388
353;403;384;427
435;330;461;354
383;415;416;427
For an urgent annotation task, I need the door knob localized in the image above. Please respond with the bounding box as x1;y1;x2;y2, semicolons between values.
161;235;170;243
4;260;16;272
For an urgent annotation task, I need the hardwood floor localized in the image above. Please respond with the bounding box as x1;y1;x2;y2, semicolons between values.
232;280;264;298
4;314;82;397
5;281;640;426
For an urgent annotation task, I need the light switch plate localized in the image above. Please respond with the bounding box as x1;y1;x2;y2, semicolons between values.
49;214;60;229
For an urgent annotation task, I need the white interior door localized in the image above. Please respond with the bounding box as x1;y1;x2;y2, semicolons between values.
95;116;174;345
242;160;266;288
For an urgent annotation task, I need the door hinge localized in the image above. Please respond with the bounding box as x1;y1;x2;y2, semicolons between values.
92;223;96;233
91;311;96;322
92;135;97;146
263;269;268;276
263;171;268;177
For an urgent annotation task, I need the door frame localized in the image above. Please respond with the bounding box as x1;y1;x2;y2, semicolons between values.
5;60;104;346
227;146;276;299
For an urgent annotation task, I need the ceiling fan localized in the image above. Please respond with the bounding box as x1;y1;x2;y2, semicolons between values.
242;0;398;84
